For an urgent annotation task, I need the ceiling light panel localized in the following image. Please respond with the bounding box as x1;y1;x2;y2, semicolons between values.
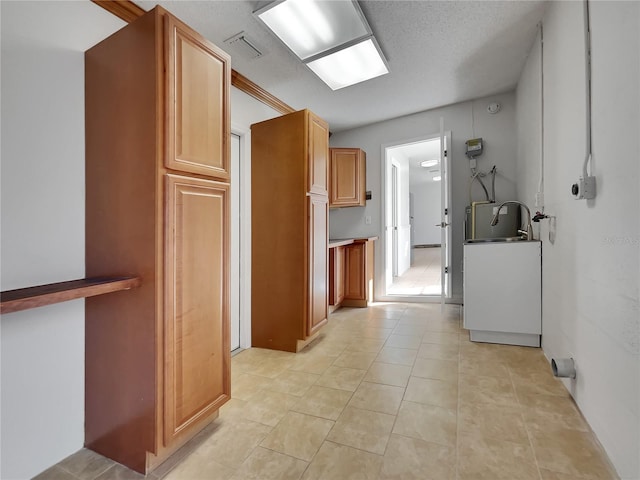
421;159;439;168
255;0;370;61
306;38;389;90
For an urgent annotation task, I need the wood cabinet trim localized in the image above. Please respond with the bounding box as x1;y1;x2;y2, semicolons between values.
92;0;295;115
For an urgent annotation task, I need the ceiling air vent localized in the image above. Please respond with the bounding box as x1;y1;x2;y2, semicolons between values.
223;31;263;59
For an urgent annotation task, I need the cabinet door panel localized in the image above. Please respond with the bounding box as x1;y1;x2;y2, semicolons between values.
330;149;365;207
308;113;329;195
308;196;328;336
329;246;345;305
166;15;230;179
344;243;365;300
164;174;230;444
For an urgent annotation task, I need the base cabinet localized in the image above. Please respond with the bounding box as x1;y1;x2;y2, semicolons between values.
342;238;376;308
85;7;230;474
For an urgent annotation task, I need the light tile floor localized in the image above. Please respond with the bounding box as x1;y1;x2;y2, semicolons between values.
388;248;441;296
34;303;619;480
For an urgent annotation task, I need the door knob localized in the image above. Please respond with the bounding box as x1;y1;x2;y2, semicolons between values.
435;222;450;228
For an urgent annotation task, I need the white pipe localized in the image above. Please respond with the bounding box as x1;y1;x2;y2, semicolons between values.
551;357;576;379
537;23;544;204
583;0;593;179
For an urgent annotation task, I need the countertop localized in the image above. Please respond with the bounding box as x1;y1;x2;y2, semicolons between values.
328;237;379;248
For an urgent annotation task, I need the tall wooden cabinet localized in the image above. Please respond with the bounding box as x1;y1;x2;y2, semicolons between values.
251;110;329;352
85;7;230;474
329;148;366;207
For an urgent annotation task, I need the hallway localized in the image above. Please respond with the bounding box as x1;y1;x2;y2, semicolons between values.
388;247;442;296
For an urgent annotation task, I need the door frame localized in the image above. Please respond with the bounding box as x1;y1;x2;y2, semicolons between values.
379;132;452;303
231;123;252;350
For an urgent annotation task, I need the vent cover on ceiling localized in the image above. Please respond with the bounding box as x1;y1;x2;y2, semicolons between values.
223;31;263;59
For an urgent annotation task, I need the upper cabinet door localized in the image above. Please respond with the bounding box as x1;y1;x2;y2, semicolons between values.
166;14;231;180
329;148;366;207
307;112;329;196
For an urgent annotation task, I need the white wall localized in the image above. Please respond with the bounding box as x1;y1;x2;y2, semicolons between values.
0;3;280;477
410;180;441;246
0;2;124;478
230;86;280;351
329;92;518;301
516;2;640;478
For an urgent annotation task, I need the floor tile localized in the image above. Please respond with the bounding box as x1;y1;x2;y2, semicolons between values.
459;354;510;379
196;418;272;468
393;401;457;447
385;333;422;349
358;327;393;340
375;346;418;366
423;318;461;334
32;465;78;480
56;449;114;480
242;389;300;426
416;342;459;361
94;464;145;480
292;385;353;421
162;452;235;480
348;381;404;415
266;370;320;397
315;366;367;392
379;434;455;480
538;469;615;480
512;372;569;397
392;325;427;338
346;338;387;353
458;374;518;407
288;353;336;375
333;351;378;370
457;432;539;480
411;357;458;383
327;406;395;454
363;362;411;387
404;376;458;409
530;427;618;479
230;447;307;480
458;402;530;444
260;411;334;461
231;372;273;401
301;441;382;480
422;331;460;346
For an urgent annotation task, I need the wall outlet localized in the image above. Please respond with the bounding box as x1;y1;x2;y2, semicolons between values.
365;215;372;225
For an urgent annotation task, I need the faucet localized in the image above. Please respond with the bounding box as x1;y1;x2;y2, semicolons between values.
490;201;533;240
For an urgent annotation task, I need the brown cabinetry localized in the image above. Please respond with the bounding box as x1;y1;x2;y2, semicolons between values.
329;246;345;306
85;7;230;474
343;238;376;307
329;148;366;207
252;110;329;352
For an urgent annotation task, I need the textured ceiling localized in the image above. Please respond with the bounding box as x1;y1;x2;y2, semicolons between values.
137;0;546;132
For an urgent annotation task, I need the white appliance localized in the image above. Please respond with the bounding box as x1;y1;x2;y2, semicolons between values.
463;241;541;347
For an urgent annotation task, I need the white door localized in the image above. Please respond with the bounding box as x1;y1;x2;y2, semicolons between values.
230;133;241;351
391;164;399;277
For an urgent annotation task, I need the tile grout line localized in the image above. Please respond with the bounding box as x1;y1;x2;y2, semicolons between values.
508;363;545;480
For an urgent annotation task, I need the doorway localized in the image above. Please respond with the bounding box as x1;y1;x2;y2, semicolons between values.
382;132;451;301
230;133;241;351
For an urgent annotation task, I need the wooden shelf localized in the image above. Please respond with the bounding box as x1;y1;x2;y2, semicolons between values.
1;276;141;315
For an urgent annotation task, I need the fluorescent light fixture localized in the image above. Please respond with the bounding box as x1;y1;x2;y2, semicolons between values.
307;38;388;90
432;175;442;182
255;0;370;60
421;159;439;168
255;0;389;90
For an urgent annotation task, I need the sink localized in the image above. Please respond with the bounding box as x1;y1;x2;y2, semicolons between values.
465;236;527;244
